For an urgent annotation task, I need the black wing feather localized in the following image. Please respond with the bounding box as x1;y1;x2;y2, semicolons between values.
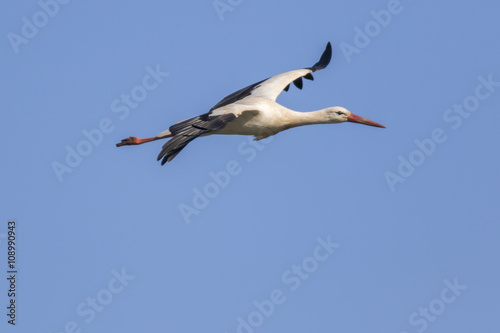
304;73;314;81
293;77;303;89
157;113;236;164
308;42;332;72
209;79;266;113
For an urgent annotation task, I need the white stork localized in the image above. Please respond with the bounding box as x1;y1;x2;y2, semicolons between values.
117;42;385;164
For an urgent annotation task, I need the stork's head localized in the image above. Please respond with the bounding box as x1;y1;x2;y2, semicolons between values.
325;107;386;128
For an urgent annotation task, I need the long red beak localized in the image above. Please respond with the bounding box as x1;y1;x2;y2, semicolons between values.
347;114;386;128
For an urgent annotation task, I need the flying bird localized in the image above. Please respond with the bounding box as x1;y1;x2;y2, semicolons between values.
117;42;385;164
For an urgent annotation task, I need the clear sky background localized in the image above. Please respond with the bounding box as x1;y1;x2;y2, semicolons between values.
1;1;499;332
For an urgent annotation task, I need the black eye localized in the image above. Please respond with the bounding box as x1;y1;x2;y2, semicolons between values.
336;111;345;115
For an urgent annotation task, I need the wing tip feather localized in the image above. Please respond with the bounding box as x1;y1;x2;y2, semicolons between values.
310;42;332;72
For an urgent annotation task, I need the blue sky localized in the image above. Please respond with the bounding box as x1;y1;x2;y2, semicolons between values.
1;0;499;332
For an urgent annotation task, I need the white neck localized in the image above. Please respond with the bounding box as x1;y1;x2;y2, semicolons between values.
281;109;331;129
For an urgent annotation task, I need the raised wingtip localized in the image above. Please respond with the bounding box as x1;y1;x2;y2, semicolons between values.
311;42;332;72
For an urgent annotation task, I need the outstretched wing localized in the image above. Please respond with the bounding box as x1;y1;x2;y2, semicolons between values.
209;42;332;113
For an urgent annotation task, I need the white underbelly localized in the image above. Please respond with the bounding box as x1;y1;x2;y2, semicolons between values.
207;99;293;139
210;112;282;139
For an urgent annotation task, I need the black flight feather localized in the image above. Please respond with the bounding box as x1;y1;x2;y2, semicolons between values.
157;113;236;164
304;73;314;81
293;77;303;89
308;42;332;72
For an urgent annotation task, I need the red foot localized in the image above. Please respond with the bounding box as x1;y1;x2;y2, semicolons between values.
116;136;142;147
117;136;160;147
